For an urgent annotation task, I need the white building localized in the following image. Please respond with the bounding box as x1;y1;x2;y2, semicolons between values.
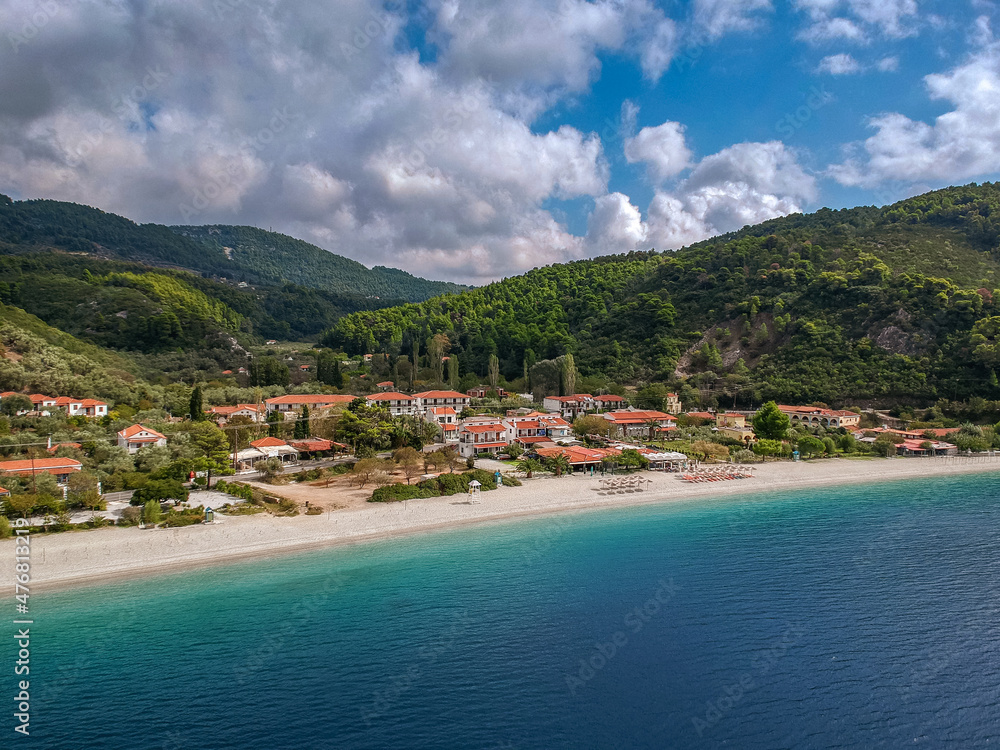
117;424;168;454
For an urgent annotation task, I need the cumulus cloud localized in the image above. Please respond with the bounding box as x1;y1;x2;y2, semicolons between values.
829;33;1000;187
624;121;693;182
589;140;816;252
816;53;862;74
794;0;919;43
693;0;774;39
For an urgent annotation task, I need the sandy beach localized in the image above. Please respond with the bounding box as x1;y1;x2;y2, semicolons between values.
4;455;999;591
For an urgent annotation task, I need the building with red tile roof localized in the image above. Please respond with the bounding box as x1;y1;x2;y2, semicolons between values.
603;410;676;439
778;405;860;428
117;424;168;454
0;457;82;483
265;394;355;415
366;392;415;416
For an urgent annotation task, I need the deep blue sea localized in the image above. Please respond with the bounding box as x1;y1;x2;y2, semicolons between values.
8;473;1000;749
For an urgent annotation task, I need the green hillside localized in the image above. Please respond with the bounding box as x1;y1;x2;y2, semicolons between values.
0;194;465;302
173;225;467;301
324;182;1000;405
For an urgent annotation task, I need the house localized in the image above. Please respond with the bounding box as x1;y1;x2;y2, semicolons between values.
249;437;298;464
0;457;83;484
603;410;676;439
377;381;395;391
47;441;82;454
665;392;682;415
505;414;573;446
778;405;861;429
684;411;716;422
424;407;460;443
716;413;755;442
542;394;595;420
594;394;627;411
117;424;168;454
299;364;310;371
222;370;233;375
266;340;277;345
412;390;471;411
289;438;348;457
265;394;355;416
366;392;415;416
208;404;266;423
897;438;958;456
467;386;509;399
0;486;8;497
535;445;620;471
458;421;509;458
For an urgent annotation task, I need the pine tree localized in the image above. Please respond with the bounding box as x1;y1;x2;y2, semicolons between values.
300;405;311;438
488;353;500;389
189;386;205;422
448;354;459;387
561;353;576;396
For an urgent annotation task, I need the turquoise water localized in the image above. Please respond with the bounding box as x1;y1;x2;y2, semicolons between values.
8;473;1000;749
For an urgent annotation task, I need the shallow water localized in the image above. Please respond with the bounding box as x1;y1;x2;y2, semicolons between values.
10;473;1000;749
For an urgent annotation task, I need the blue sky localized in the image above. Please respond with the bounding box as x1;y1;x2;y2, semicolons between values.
1;0;999;282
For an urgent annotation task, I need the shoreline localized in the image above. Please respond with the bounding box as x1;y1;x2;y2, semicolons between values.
5;456;1000;593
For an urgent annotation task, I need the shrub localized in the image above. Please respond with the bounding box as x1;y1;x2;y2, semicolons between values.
163;510;205;527
500;474;522;487
305;506;323;515
131;479;189;506
118;507;142;527
0;516;10;539
435;473;468;495
143;500;163;525
464;469;497;490
369;484;437;503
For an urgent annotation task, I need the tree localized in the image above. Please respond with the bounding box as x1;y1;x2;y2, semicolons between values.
294;405;312;439
132;479;189;505
250;357;290;387
352;458;392;489
545;454;572;476
0;394;32;416
488;353;500;389
573;414;611;438
4;492;36;519
317;351;345;388
618;448;649;470
447;354;459;388
506;443;524;459
259;457;285;482
523;348;536;389
143;499;162;525
517;458;543;478
393;446;423;485
752;401;790;441
561;353;576;396
796;435;826;457
267;410;283;438
189;386;206;422
67;473;102;511
752;439;783;460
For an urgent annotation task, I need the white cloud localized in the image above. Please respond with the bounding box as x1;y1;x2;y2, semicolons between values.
817;53;862;74
829;38;1000;187
876;56;900;72
588;141;816;252
794;0;919;43
586;192;648;251
624;121;693;182
693;0;774;38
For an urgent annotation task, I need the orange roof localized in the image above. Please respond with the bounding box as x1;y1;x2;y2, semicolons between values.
266;394;355;405
412;390;469;399
536;446;620;464
0;487;8;496
78;399;107;407
429;407;457;415
595;394;625;401
473;441;508;448
377;381;394;387
367;392;412;401
921;428;960;437
250;437;291;448
605;410;675;423
442;424;458;431
290;438;334;451
0;458;83;475
462;424;506;433
48;442;82;453
118;424;167;440
685;412;715;419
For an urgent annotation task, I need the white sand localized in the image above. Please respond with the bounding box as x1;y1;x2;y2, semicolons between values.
4;455;999;591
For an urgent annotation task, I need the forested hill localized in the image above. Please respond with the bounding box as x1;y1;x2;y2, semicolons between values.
172;225;467;301
324;182;1000;406
0;195;464;301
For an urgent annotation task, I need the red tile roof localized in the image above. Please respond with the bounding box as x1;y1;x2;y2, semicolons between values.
377;381;394;387
0;487;8;496
118;424;167;441
367;392;412;401
0;458;83;476
461;424;506;433
604;410;675;424
290;438;334;451
266;394;355;405
250;437;291;448
412;390;469;399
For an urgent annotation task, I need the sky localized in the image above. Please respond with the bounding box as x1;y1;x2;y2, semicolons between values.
1;1;999;284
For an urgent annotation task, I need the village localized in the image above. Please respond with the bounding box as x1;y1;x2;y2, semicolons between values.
0;371;974;535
